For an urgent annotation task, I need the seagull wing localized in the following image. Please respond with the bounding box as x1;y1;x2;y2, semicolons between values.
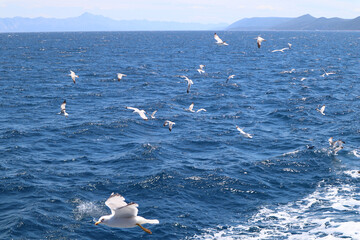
189;103;194;111
113;202;139;218
126;107;139;112
320;105;325;112
187;83;191;93
151;110;157;119
105;193;128;214
214;33;223;43
61;102;66;111
105;193;139;217
236;126;243;133
137;111;148;120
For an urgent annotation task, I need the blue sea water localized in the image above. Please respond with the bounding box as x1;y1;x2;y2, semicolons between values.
1;31;360;239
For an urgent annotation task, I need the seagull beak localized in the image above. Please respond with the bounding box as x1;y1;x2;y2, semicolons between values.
95;221;101;225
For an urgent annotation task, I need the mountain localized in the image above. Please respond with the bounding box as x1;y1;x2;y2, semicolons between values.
0;13;228;32
227;14;360;31
226;17;292;30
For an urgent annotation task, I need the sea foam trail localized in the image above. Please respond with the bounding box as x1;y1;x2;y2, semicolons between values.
191;183;360;240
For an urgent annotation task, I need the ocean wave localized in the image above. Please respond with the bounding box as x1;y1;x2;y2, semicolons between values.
191;183;360;239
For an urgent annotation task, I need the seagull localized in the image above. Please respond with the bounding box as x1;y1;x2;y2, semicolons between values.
271;48;289;53
300;77;307;81
321;68;336;77
69;70;78;84
214;33;228;46
150;110;157;119
117;73;127;81
226;74;235;83
197;65;205;74
187;103;195;112
180;76;193;93
95;193;159;234
163;120;175;132
256;36;266;48
126;107;148;120
316;105;326;115
58;100;68;117
236;126;253;139
328;138;345;155
197;108;206;113
288;43;292;49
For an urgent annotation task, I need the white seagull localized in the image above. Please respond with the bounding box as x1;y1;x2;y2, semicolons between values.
117;73;127;81
226;74;236;83
236;126;253;139
163;120;175;132
214;33;229;46
256;36;266;48
197;65;205;74
288;43;292;49
150;110;157;119
126;107;148;120
69;70;78;84
187;103;195;112
321;68;336;77
328;137;345;155
197;108;206;113
272;48;289;53
180;76;193;93
58;100;69;117
95;193;159;234
316;105;326;116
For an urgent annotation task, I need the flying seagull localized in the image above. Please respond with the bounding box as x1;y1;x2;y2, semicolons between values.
197;108;206;113
69;70;78;84
126;107;148;120
150;110;157;119
321;68;336;77
214;33;228;46
180;76;193;93
328;137;345;155
271;48;289;53
163;120;175;132
316;105;325;116
58;100;68;117
256;36;266;48
95;193;159;234
288;43;292;49
226;75;235;83
117;73;127;81
236;126;253;139
197;65;205;74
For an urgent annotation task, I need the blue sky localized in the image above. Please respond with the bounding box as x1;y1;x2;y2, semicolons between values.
1;0;360;23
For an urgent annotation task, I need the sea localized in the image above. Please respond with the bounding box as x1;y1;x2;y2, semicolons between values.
1;31;360;239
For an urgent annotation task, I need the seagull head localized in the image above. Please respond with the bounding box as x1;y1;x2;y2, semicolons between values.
95;216;110;226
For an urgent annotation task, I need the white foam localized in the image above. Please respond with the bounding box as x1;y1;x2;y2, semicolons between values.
282;150;300;157
191;184;360;240
73;199;104;221
344;170;360;179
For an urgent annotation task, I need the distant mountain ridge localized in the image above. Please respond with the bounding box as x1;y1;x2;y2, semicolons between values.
0;12;228;32
227;14;360;31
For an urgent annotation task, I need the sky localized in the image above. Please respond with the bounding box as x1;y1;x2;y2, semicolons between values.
1;0;360;24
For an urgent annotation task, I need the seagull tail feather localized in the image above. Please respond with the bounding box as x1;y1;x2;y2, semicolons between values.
144;219;159;224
